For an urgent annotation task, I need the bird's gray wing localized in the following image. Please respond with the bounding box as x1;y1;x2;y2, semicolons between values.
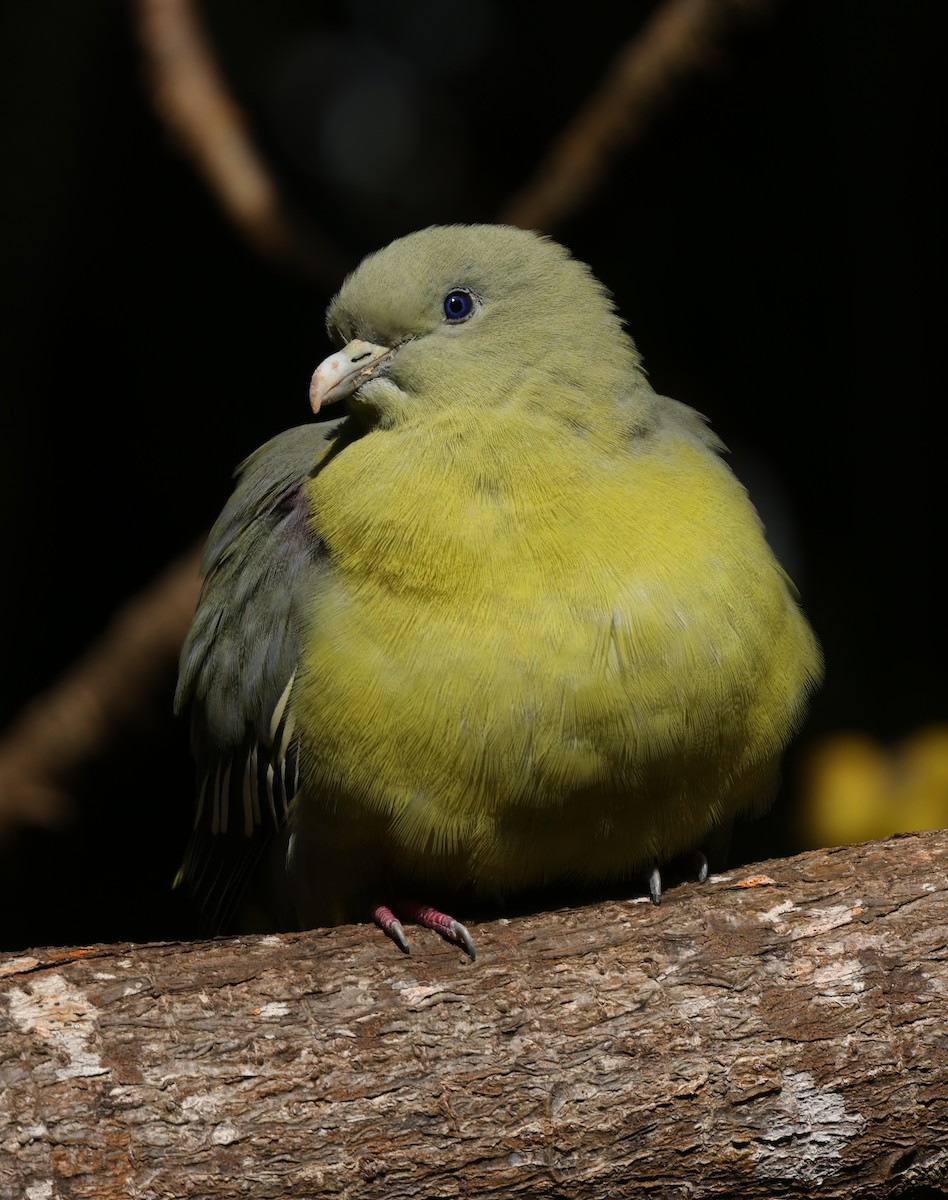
174;417;348;933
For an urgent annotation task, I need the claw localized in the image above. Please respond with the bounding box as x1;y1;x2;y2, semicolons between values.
648;865;662;906
694;850;709;884
447;919;477;961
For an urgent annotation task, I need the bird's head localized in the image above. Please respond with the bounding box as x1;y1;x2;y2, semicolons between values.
309;225;644;430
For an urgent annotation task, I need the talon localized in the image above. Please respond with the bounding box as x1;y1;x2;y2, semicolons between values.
648;865;662;906
695;850;709;884
388;919;410;954
449;920;477;961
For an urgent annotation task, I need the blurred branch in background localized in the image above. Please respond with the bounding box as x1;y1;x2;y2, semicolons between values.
0;548;202;840
799;725;948;850
501;0;778;232
132;0;346;283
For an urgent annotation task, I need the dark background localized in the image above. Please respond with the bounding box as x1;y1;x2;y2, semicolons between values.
1;1;944;951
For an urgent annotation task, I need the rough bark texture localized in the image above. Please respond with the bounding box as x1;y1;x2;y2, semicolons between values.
1;831;946;1199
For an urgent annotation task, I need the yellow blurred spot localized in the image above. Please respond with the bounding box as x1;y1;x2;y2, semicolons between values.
800;724;948;847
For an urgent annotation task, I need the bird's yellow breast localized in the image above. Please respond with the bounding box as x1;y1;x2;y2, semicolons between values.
293;407;818;898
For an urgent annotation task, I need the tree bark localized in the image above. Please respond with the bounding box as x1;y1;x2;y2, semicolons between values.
2;830;946;1199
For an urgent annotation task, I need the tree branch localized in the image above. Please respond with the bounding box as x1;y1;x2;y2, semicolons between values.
2;831;946;1198
0;545;202;837
501;0;778;233
131;0;344;282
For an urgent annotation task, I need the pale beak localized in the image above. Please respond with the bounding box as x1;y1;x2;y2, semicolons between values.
309;339;394;413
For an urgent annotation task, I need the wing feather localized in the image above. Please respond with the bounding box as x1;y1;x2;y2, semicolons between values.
175;418;347;932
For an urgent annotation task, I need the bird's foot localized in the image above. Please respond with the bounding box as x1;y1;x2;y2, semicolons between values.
647;850;710;905
372;900;476;960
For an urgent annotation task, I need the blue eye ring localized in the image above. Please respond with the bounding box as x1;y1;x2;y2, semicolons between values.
443;289;476;323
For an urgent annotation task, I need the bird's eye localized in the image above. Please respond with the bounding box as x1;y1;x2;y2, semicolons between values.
443;289;476;323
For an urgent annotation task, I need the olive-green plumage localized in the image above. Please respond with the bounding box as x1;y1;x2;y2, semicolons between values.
176;224;821;945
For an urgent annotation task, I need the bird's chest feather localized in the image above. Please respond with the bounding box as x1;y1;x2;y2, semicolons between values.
303;418;774;660
291;419;806;886
303;422;714;672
